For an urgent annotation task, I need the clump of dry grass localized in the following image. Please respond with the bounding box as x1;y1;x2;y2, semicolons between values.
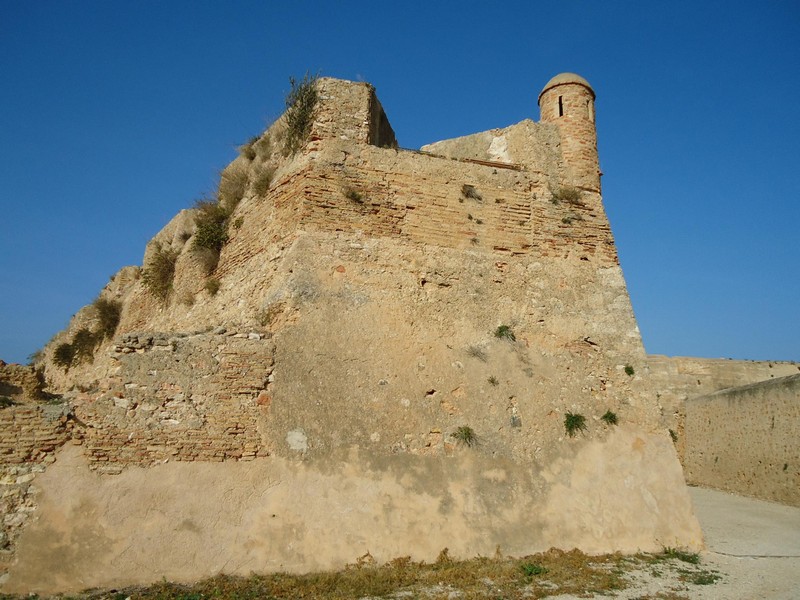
3;547;722;599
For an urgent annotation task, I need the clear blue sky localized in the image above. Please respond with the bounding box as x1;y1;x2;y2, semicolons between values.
1;1;798;364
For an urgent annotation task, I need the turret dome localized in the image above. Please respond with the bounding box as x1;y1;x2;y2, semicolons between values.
538;73;595;104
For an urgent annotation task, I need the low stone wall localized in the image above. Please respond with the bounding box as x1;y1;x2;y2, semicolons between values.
684;374;800;506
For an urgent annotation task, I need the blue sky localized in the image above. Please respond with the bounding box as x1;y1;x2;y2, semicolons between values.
1;1;798;364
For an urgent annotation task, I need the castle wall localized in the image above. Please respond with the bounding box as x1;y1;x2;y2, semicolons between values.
4;428;701;595
72;332;273;472
3;75;709;594
645;355;799;462
684;374;800;507
0;404;71;571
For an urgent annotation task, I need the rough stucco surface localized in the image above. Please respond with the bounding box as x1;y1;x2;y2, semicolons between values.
685;374;800;507
4;434;701;595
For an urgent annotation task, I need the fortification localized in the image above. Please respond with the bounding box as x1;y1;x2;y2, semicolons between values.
538;72;601;193
0;74;703;594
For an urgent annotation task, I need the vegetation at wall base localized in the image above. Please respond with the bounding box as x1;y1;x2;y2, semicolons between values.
8;548;723;599
283;72;319;156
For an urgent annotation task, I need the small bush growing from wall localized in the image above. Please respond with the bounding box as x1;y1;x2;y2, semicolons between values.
669;429;678;443
205;277;221;296
494;324;516;342
218;167;249;212
343;187;364;204
564;412;587;437
466;345;488;362
239;136;259;161
193;200;230;253
71;328;100;362
253;165;275;196
53;343;76;370
551;186;584;206
92;297;121;339
142;244;180;302
624;364;635;376
461;184;482;202
451;425;478;447
283;73;319;156
601;410;618;426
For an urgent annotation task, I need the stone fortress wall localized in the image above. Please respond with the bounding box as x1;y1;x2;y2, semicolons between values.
685;374;800;507
0;73;741;593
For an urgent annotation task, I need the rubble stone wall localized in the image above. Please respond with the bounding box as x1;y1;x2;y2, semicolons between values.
73;331;274;473
0;404;71;570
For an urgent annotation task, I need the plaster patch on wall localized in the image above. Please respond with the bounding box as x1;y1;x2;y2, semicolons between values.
488;136;511;163
287;429;308;452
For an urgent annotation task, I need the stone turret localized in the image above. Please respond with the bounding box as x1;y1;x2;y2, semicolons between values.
538;73;600;193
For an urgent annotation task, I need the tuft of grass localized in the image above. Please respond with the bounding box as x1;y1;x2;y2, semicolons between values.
669;429;679;443
564;411;587;437
461;184;482;201
601;410;618;426
488;375;499;386
624;364;635;376
179;291;195;307
253;165;275;196
142;244;180;301
205;278;220;296
661;547;700;565
520;562;548;577
343;187;364;204
0;396;16;408
283;72;319;156
71;327;100;362
218;166;249;212
551;185;584;206
451;425;477;447
470;236;479;245
690;571;722;585
55;548;645;599
53;342;76;370
257;303;285;328
466;345;488;362
494;324;516;342
92;297;121;339
239;136;259;161
193;200;230;254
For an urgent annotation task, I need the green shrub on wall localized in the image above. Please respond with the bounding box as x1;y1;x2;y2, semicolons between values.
283;73;319;156
142;244;180;302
